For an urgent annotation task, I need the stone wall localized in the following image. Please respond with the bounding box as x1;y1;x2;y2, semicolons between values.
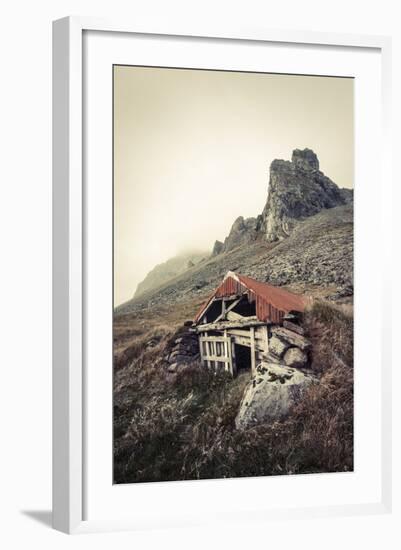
164;325;200;373
267;325;311;370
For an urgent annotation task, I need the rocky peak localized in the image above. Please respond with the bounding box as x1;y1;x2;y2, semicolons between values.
208;148;354;256
260;149;350;242
217;215;259;255
210;147;353;256
291;148;319;171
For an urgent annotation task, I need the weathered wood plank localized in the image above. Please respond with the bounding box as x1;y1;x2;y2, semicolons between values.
231;339;236;376
199;336;231;343
256;325;269;354
250;327;256;375
231;335;251;348
255;325;266;338
226;310;242;321
212;294;242;302
226;328;251;338
195;317;267;332
213;297;242;323
232;336;266;351
283;319;305;335
224;329;232;375
271;326;311;351
200;354;231;363
199;339;205;363
224;329;228;361
227;327;266;340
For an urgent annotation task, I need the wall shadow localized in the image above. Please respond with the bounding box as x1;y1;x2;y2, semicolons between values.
21;510;52;528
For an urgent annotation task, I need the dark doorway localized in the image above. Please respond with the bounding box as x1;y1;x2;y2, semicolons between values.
234;344;251;372
233;298;256;318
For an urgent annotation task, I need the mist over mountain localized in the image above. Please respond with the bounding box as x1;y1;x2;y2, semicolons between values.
119;148;353;315
212;148;352;256
134;251;207;298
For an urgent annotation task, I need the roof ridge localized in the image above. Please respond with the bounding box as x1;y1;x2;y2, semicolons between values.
194;271;306;324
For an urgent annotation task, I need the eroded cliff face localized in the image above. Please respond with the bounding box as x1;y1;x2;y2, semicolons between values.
213;216;260;255
117;202;353;316
124;149;353;308
260;149;351;242
212;148;352;253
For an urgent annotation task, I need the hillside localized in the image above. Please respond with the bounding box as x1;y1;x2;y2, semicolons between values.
134;251;207;298
116;148;353;317
116;202;353;317
114;284;354;483
114;148;354;483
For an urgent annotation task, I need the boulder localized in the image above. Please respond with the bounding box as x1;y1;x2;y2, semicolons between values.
271;327;311;351
268;335;290;358
235;363;316;429
283;347;308;369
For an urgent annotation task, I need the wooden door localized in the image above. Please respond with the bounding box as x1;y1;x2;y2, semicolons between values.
199;333;234;375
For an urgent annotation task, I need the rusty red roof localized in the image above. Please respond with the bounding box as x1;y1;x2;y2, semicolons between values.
194;271;307;324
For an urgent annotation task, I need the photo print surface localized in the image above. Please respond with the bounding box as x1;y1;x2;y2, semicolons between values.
113;65;354;484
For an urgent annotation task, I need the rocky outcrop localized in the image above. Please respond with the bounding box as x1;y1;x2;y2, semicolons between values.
214;216;260;256
339;188;354;204
292;148;319;171
260;149;351;242
235;363;316;429
211;148;352;257
212;240;224;256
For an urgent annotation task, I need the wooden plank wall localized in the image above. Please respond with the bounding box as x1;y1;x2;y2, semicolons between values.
199;325;269;377
199;334;233;375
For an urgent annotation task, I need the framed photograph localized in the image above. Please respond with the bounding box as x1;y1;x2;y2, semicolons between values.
52;17;392;534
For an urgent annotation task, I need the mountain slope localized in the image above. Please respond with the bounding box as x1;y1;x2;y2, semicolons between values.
134;251;207;298
212;216;259;256
211;148;352;256
116;148;353;316
116;203;353;316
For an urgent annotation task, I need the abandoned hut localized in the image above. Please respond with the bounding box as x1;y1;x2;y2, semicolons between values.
194;271;309;376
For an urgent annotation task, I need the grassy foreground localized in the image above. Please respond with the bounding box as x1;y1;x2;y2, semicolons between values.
113;299;353;483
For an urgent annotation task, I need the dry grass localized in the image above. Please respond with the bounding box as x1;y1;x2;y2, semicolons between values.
113;297;353;483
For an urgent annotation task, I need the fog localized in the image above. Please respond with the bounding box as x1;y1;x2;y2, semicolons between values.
114;67;353;306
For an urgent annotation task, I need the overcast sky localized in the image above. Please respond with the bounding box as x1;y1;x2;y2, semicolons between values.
114;66;353;306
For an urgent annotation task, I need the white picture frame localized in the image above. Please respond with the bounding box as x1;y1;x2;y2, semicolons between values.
52;16;392;534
